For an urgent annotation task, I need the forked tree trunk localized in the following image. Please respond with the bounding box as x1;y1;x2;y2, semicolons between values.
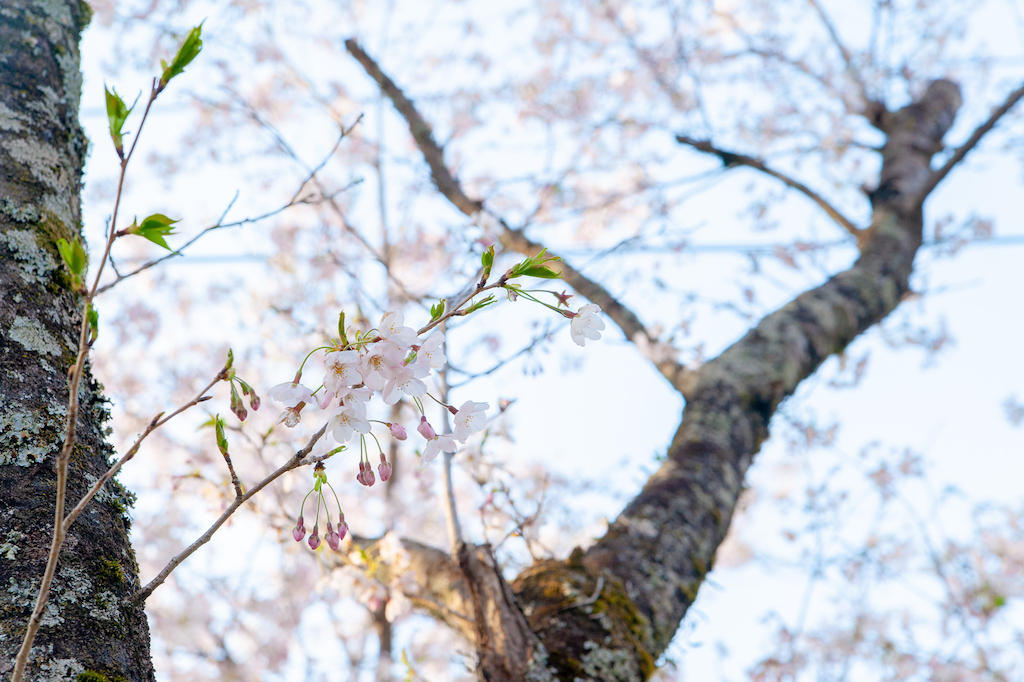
459;83;964;680
0;2;155;679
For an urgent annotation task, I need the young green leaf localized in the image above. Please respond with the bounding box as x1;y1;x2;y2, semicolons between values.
86;305;99;341
430;300;446;321
519;265;559;279
129;213;179;250
480;244;494;283
213;414;229;457
103;86;134;157
464;294;496;314
159;24;203;89
338;311;349;347
56;236;87;276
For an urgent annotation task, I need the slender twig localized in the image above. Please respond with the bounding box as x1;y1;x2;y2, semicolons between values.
448;323;555;389
437;358;463;556
674;134;864;242
918;80;1024;201
229;94;424;305
807;0;872;105
62;369;225;533
344;39;693;392
133;424;328;603
95;123;360;295
13;78;163;682
222;452;245;498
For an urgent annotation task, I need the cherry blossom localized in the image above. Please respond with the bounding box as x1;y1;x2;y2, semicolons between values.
453;400;489;441
570;303;605;346
413;332;446;372
381;364;427;405
422;433;458;462
328;405;370;445
322;349;363;394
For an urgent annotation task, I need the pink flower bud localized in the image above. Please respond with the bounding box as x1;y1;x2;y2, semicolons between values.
337;518;349;541
417;416;436;440
292;516;306;542
308;525;321;550
249;393;261;411
378;456;392;482
389;422;407;440
326;522;340;551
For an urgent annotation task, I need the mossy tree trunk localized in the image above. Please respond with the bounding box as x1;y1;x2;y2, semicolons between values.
470;82;965;680
0;1;155;679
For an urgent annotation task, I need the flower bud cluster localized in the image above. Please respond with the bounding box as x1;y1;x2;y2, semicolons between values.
292;462;348;552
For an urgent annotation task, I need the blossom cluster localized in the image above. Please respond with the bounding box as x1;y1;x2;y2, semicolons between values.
268;312;490;471
270;296;603;551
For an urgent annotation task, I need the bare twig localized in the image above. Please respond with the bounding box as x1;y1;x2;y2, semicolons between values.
344;38;693;393
62;370;224;533
222;452;245;498
437;360;463;556
230;96;425;305
133;423;328;603
95;122;359;295
675;134;865;243
807;0;872;105
919;80;1024;201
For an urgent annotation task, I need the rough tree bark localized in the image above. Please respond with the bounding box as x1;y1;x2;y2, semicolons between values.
348;42;1021;680
0;2;155;680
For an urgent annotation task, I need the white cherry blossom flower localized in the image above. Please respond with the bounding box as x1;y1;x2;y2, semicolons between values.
267;381;314;407
323;350;363;394
377;311;417;348
267;381;315;427
422;433;458;462
360;341;406;390
381;365;427;405
328;405;370;444
570;303;605;346
453;400;489;441
414;332;446;372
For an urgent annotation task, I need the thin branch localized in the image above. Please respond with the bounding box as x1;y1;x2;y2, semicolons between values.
230;96;424;305
919;80;1024;200
438;357;464;556
807;0;872;105
345;38;692;393
675;134;865;243
133;424;328;603
95;122;359;295
62;370;224;532
221;452;245;498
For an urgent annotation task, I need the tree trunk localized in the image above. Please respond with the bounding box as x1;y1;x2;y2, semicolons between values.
0;2;156;679
471;82;964;680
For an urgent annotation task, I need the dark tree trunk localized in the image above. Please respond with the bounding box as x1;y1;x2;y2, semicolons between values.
0;2;156;679
494;81;963;680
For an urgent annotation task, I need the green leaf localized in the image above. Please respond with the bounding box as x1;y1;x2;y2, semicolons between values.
506;248;561;280
103;85;134;156
130;213;179;250
159;24;204;89
213;414;229;457
519;265;559;279
430;300;445;321
225;348;234;370
86;305;99;341
464;294;496;314
337;311;348;346
56;236;87;276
